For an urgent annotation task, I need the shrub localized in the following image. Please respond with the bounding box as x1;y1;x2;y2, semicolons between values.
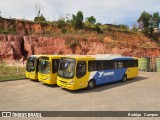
61;28;67;34
34;14;46;22
94;24;102;33
85;16;96;24
0;28;17;35
56;18;66;28
119;24;129;30
65;34;80;48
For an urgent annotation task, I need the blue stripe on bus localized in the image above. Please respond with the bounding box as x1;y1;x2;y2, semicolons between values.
92;68;127;85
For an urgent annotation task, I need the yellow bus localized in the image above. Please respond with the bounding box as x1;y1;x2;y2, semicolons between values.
38;55;62;85
57;54;138;90
26;55;42;80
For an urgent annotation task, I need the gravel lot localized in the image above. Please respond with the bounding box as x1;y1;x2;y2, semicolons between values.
0;71;160;119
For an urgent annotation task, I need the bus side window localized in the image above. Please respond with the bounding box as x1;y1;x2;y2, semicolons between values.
124;61;127;68
103;61;107;70
76;61;86;78
52;59;59;73
107;61;114;69
114;61;118;69
118;61;124;69
97;61;104;71
88;61;96;71
127;61;131;67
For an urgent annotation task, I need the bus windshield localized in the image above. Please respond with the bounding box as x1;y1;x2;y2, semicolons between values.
39;60;51;74
58;58;75;78
26;58;37;72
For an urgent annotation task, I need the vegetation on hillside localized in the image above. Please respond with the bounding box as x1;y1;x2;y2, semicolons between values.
0;9;160;44
34;3;46;22
34;14;46;22
71;11;84;29
137;11;160;35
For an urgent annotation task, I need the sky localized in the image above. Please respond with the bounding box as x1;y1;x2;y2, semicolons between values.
0;0;160;27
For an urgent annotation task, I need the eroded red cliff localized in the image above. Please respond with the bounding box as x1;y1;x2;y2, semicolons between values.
0;33;160;62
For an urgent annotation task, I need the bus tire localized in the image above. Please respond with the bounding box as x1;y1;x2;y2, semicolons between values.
122;74;127;82
87;80;95;89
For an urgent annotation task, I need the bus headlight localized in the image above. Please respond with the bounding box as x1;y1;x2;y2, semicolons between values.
46;76;50;80
31;72;35;76
68;80;74;84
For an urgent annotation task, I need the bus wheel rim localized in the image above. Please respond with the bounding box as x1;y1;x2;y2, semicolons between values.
89;82;94;88
123;75;126;81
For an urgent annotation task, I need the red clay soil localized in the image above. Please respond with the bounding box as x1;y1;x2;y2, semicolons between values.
0;33;160;62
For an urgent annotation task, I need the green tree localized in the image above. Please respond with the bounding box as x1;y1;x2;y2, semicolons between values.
86;16;96;24
138;11;152;29
137;11;152;34
71;11;84;29
152;12;160;28
34;14;46;22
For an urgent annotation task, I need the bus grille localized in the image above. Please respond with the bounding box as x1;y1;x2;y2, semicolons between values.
59;80;68;84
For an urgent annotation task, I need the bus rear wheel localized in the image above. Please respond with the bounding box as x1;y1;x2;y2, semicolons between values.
87;80;95;89
122;74;127;82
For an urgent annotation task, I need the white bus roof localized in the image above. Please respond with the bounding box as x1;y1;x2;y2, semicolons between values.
62;54;137;60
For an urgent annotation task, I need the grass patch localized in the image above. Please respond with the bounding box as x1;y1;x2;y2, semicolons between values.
64;34;80;48
143;43;153;48
0;28;17;35
0;63;26;81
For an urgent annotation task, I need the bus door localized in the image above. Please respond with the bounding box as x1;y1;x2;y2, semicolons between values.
51;59;59;84
75;61;88;89
36;58;39;73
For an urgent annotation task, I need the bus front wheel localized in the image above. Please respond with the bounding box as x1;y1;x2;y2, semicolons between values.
87;80;95;89
122;74;127;82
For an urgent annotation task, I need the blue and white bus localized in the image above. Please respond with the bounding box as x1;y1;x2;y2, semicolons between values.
57;54;138;90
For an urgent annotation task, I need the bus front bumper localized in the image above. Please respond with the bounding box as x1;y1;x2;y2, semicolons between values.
57;80;75;90
38;75;56;85
39;78;54;85
26;72;38;80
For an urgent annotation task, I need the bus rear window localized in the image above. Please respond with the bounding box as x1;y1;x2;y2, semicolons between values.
127;60;138;67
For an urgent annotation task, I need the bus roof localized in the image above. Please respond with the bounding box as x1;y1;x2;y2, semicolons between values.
29;54;62;57
28;55;43;58
38;55;64;59
61;54;138;60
